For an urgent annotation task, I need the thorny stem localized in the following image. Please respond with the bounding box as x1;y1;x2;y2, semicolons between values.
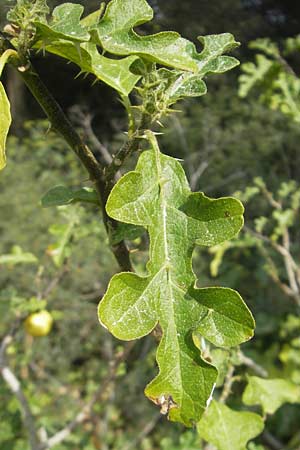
103;111;152;199
10;59;133;271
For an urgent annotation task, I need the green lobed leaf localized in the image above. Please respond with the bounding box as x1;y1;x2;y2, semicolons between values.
197;400;264;450
92;0;239;73
41;185;99;208
92;0;197;71
35;3;90;43
36;40;140;96
135;33;239;115
98;134;254;426
238;54;275;98
33;2;239;97
242;376;300;415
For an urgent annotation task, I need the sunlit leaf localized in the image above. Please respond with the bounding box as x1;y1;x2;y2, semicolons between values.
99;134;254;426
35;3;90;43
197;400;264;450
0;82;11;171
92;0;239;73
243;376;300;415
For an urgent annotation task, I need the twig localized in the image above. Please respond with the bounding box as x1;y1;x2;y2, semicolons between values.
282;229;299;295
122;413;161;450
42;341;135;449
239;352;268;378
245;226;300;306
262;430;284;450
103;112;152;196
13;61;132;272
42;263;69;299
219;365;235;403
0;334;41;450
190;161;209;191
69;105;113;166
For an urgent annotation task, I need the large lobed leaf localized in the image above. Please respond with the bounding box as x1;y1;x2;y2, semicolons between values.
33;1;239;96
197;400;264;450
98;135;254;426
34;3;140;95
92;0;239;73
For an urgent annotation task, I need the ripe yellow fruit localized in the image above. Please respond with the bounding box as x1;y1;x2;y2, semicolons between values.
24;310;53;337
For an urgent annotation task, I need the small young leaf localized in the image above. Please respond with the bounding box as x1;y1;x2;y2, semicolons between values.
41;185;99;208
243;376;300;415
35;3;90;43
99;135;254;425
197;400;264;450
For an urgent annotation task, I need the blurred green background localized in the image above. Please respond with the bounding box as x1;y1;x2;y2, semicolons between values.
0;1;300;449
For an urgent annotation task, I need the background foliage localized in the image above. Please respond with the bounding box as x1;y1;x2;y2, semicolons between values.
1;0;300;449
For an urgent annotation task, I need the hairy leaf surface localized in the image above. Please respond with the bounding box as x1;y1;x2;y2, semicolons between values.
92;0;239;74
197;400;264;450
0;50;15;171
35;3;90;43
34;40;140;95
98;135;254;425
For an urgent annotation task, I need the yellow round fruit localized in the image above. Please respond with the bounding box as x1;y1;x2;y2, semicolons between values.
24;310;53;337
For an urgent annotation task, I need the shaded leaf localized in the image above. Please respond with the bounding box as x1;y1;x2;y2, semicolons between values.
197;400;264;450
37;40;140;96
243;376;300;415
98;134;254;425
41;185;99;208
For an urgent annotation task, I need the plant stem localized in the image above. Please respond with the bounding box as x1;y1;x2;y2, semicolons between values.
13;62;132;271
103;112;152;199
219;365;235;403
